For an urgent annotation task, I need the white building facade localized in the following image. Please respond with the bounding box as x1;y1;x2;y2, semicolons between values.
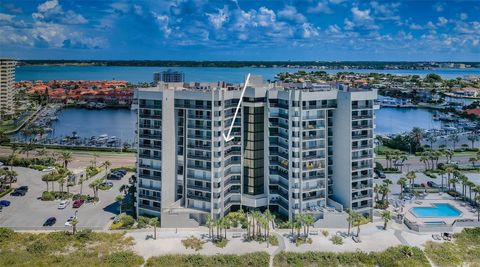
135;76;377;227
0;59;16;119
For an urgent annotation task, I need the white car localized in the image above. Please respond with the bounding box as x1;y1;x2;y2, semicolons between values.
42;167;56;172
58;200;70;209
65;216;76;226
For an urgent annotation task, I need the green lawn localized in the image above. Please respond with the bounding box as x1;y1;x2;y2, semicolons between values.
424;228;480;267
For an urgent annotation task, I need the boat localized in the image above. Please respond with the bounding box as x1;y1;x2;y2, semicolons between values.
95;103;107;109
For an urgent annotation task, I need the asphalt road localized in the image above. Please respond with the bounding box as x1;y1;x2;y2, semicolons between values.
0;167;131;230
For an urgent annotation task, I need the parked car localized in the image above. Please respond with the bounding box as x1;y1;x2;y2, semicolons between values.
58;200;70;209
0;200;11;207
115;169;127;175
65;216;76;226
17;186;28;192
42;167;56;172
43;217;57;226
10;187;27;196
107;173;122;180
374;169;386;179
72;199;84;208
427;181;441;188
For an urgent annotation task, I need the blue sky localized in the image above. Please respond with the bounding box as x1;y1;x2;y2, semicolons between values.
1;0;479;61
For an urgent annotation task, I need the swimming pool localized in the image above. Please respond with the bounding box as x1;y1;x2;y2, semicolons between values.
410;203;462;218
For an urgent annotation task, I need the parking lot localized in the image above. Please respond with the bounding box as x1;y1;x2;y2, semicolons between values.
0;167;130;230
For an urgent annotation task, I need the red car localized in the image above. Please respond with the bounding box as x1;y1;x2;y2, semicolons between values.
72;199;84;208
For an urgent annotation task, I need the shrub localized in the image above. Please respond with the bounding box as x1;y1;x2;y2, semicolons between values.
41;191;55;201
112;166;136;172
181;236;204;251
119;215;135;228
0;228;14;242
98;183;113;191
137;216;152;229
213;238;229;248
322;230;329;237
330;235;343;245
41;191;72;201
268;235;279;246
146;252;270;267
105;251;144;267
29;164;46;171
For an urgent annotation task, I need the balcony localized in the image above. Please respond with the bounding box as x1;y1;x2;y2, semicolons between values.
139;133;161;139
139;113;161;119
352;133;373;140
138;143;161;150
138;174;161;181
187;194;211;202
352;163;372;171
352;124;373;130
139;194;161;201
352;114;373;120
139;154;161;160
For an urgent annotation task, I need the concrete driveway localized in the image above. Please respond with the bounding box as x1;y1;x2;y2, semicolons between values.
0;167;131;230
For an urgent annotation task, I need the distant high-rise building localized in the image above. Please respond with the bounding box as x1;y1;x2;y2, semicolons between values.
153;70;185;84
135;75;377;228
0;58;16;119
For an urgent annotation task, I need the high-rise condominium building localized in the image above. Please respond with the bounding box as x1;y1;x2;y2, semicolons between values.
135;76;377;228
0;58;16;118
153;70;185;84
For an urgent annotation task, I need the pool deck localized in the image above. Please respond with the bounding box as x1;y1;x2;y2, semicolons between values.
399;193;477;225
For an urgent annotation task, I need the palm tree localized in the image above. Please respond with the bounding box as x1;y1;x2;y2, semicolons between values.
469;157;478;167
409;127;424;153
426;134;437;149
419;154;429;170
8;143;19;171
382;210;392;230
79;176;85;195
449;134;459;150
476;195;480;222
58;176;66;193
444;149;454;164
103;161;111;174
71;217;79;235
206;215;214;238
91;152;99;167
467;132;479;149
20;142;36;158
438;169;446;192
149;217;159;240
397;177;408;198
458;174;469;201
346;208;354;236
115;195;124;214
303;214;314;237
36;147;48;164
449;177;459;199
406;171;416;188
58;151;73;169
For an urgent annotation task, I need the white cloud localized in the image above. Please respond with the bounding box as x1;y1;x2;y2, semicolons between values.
344;18;354;30
307;1;332;14
326;24;341;34
133;5;143;16
351;7;372;22
278;6;306;23
460;13;468;20
301;23;320;38
257;7;276;27
38;0;59;13
33;0;87;25
152;12;172;37
437;17;448;26
206;6;229;30
0;13;14;22
409;23;423;30
434;2;444;12
329;0;346;4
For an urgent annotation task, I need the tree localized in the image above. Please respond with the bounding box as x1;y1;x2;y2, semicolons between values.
346;208;355;236
426;134;437;149
79;176;85;195
476;195;480;222
71;217;79;235
449;134;459;150
58;176;66;193
406;171;416;187
149;217;159;240
8;143;19;171
381;210;392;230
206;215;214;239
303;214;314;237
115;195;124;214
103;161;111;174
89;178;103;200
467;132;479;149
20;142;36;158
58;151;73;169
469;157;478;167
409;127;424;153
449;177;459;199
91;152;99;167
397;177;408;198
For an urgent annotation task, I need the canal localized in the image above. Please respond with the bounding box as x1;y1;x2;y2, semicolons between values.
44;106;444;142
